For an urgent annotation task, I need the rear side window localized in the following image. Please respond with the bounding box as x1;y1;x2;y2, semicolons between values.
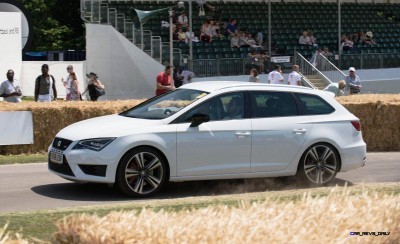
251;91;298;118
295;93;335;115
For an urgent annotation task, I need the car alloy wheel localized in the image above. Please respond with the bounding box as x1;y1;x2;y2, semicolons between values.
299;143;339;185
116;147;167;197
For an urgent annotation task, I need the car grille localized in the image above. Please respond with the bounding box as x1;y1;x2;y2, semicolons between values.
48;155;75;177
78;165;107;177
52;137;73;151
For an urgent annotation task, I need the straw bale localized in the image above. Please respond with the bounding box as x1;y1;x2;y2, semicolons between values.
0;100;144;155
1;94;400;155
50;187;399;243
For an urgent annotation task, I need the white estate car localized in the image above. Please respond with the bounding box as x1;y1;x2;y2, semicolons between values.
48;81;366;197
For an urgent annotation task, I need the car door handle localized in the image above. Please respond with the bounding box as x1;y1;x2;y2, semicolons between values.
235;132;251;138
293;129;307;134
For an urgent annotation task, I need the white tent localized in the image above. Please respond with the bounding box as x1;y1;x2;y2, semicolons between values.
86;23;164;100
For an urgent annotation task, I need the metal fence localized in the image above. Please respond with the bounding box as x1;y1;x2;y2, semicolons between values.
327;52;400;70
192;58;247;77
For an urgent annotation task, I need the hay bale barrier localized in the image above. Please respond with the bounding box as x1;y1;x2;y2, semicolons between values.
49;188;399;243
0;94;399;155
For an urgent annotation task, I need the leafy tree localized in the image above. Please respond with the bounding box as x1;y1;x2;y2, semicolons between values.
21;0;84;51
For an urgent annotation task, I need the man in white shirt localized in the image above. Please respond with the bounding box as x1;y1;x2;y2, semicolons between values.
178;12;188;27
298;31;311;45
268;65;284;84
288;65;302;86
180;70;195;85
0;69;22;103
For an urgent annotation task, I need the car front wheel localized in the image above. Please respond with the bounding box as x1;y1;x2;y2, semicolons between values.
298;143;339;185
116;147;167;197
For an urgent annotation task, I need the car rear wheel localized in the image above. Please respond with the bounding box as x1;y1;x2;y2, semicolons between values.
116;147;167;197
298;143;339;185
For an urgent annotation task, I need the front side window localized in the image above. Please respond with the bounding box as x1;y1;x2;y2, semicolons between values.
252;91;298;118
294;93;335;115
176;92;245;123
120;89;208;119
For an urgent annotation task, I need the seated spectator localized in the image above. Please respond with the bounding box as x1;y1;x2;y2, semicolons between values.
299;31;311;45
185;26;200;43
307;30;317;47
226;19;238;36
321;47;333;56
200;20;213;43
173;27;179;41
364;31;376;45
177;27;186;42
239;32;250;47
256;30;264;47
196;0;217;12
212;20;224;40
257;50;268;73
341;37;354;51
178;12;189;27
246;33;261;48
350;31;364;44
171;10;178;25
230;32;240;48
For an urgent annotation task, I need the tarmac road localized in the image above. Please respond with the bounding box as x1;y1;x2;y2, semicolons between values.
0;152;399;213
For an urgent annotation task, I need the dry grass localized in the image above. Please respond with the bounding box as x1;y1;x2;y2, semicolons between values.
46;187;399;244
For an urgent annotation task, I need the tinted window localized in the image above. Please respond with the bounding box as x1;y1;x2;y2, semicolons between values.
175;92;245;123
295;93;335;115
252;91;298;118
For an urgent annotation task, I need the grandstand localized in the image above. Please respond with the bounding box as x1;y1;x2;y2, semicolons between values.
81;0;400;84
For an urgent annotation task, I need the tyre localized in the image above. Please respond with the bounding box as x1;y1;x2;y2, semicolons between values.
297;143;340;185
116;147;168;197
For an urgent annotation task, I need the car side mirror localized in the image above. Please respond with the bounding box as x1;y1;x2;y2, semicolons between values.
189;113;210;127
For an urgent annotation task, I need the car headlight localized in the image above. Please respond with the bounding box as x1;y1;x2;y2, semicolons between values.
72;138;116;151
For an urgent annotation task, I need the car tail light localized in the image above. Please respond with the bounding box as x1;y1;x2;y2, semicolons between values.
351;121;361;131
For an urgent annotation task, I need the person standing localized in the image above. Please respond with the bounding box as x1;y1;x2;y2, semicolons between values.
82;72;105;101
288;65;302;86
248;68;260;83
156;65;174;96
345;67;362;95
67;72;80;101
62;65;74;100
268;65;284;84
35;64;57;102
0;69;22;103
180;69;195;86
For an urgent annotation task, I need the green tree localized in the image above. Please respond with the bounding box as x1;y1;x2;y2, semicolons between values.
22;0;84;51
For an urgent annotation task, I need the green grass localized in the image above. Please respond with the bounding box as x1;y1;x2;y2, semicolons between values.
0;153;47;165
1;183;399;242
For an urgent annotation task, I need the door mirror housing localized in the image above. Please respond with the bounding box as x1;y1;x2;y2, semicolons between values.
189;113;210;127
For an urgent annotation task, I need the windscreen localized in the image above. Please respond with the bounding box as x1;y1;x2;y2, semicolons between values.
120;89;209;119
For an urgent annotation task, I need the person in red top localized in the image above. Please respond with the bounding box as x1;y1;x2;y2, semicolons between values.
156;65;175;96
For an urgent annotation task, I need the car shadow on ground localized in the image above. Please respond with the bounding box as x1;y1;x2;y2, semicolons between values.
31;177;354;202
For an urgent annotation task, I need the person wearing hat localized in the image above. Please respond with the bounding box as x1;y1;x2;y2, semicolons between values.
323;80;346;97
34;64;57;102
0;69;22;103
345;67;362;95
82;72;105;101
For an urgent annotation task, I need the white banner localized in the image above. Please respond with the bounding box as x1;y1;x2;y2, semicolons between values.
0;111;33;145
0;12;22;85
